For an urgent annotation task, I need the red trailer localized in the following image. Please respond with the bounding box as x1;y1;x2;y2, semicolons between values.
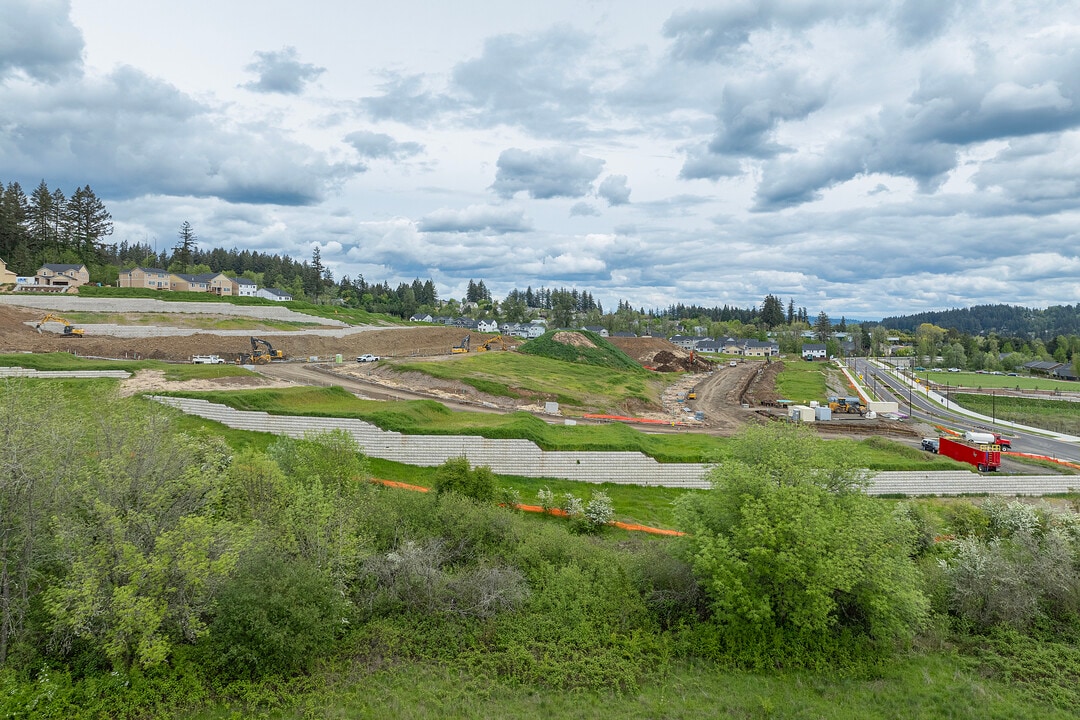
939;437;1001;472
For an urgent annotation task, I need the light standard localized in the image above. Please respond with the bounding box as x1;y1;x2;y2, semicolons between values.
992;390;996;429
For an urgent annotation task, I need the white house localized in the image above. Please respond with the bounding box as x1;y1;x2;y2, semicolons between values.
232;277;258;297
256;287;292;302
477;319;499;333
802;343;828;360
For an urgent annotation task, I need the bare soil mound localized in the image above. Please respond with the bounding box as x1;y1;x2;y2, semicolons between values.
552;331;597;348
606;337;715;372
0;316;514;363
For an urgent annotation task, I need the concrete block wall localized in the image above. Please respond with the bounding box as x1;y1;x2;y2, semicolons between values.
0;367;131;379
152;396;1080;495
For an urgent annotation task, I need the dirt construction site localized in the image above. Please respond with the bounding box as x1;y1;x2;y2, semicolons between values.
0;297;919;440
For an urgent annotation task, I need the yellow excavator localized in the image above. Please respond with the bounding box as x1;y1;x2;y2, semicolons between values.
35;314;84;337
241;336;285;364
476;334;509;352
451;334;471;354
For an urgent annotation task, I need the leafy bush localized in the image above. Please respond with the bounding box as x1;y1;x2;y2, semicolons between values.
675;424;928;666
432;456;496;502
205;551;347;681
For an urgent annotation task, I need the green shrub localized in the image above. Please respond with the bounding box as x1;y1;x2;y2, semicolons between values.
432;456;496;502
204;550;346;681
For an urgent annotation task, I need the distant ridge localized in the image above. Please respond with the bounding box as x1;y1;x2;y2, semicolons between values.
879;303;1080;338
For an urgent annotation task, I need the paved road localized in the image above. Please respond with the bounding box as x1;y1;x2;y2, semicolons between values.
851;358;1080;464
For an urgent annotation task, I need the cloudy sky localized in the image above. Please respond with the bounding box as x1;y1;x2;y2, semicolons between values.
2;0;1079;318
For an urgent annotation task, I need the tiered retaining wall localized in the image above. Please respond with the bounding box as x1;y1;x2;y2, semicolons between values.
151;396;1080;496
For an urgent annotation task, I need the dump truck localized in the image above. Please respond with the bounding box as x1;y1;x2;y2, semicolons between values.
939;436;1001;472
964;430;1012;449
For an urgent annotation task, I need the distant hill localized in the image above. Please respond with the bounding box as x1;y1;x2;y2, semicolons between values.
518;330;645;372
879;304;1080;338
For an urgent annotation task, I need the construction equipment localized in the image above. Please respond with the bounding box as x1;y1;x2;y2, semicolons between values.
241;336;285;364
476;334;509;352
451;334;470;354
827;396;864;415
687;387;697;400
34;314;84;336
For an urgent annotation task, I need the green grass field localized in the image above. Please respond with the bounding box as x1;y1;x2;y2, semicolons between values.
956;392;1080;436
775;359;832;403
392;352;670;410
917;369;1079;392
0;352;254;381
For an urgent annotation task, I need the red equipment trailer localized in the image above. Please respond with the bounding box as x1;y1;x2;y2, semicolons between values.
939;437;1001;472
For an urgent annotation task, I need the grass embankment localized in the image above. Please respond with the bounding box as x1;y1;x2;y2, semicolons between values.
518;330;647;372
54;311;322;331
956;392;1080;437
156;385;966;472
775;359;832;403
77;285;400;326
0;352;252;381
919;369;1078;392
392;351;666;410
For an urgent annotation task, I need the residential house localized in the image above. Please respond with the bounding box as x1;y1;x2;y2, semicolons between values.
36;263;89;288
119;267;172;290
802;343;828;360
256;287;292;302
670;335;707;350
477;319;500;333
0;257;16;285
581;325;609;337
1051;365;1079;381
232;277;258;297
744;339;780;357
410;313;434;323
195;272;234;296
169;273;211;293
610;331;637;338
1023;360;1062;376
695;339;725;353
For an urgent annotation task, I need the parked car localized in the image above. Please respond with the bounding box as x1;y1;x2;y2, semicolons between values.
921;438;940;453
356;354;380;362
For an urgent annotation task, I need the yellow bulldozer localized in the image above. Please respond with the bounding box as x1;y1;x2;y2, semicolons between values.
34;314;84;336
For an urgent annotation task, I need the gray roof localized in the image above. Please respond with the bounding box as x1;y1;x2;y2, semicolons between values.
233;276;256;285
262;287;291;297
41;263;85;272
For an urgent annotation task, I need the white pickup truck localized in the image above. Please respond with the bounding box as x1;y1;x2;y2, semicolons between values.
192;355;226;364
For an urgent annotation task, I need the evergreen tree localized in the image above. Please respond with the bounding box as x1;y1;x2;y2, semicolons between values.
65;185;113;262
173;221;198;270
814;311;832;343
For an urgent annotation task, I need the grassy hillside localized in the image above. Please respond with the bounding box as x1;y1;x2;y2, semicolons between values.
76;285;399;325
391;351;664;410
156;385;968;471
518;330;646;372
0;352;252;381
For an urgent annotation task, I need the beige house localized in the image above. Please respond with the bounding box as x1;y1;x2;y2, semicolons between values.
169;273;211;293
119;267;172;290
200;272;234;296
0;257;17;285
36;264;89;288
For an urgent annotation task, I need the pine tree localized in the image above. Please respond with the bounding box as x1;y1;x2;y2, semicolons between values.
173;221;198;270
65;185;113;262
